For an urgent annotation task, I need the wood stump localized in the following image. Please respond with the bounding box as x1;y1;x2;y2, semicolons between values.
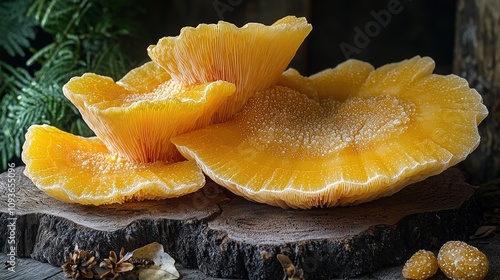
0;167;481;279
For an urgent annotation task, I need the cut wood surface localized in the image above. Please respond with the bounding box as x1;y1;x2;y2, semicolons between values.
0;167;485;279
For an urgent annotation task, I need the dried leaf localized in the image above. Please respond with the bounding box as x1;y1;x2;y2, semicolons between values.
469;225;497;239
132;242;179;280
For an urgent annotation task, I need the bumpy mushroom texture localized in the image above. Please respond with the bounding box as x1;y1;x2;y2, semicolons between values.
63;61;236;163
147;16;312;123
172;56;488;209
22;125;205;205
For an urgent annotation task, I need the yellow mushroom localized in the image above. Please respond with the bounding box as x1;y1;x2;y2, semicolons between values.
172;56;488;209
147;16;312;123
63;61;236;163
21;15;310;206
22;61;235;205
22;125;205;205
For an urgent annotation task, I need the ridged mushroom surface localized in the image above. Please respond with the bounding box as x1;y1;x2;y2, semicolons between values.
173;57;488;209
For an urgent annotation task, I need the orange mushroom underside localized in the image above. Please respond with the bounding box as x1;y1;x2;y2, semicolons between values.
148;15;312;123
62;63;236;163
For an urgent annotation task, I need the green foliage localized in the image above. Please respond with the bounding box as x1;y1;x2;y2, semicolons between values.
0;0;142;170
0;0;36;57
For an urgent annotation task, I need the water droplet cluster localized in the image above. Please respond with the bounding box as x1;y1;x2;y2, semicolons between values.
239;86;415;159
75;148;138;174
124;80;196;104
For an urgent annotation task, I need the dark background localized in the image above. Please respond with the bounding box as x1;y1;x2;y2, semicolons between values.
2;0;458;81
131;0;456;75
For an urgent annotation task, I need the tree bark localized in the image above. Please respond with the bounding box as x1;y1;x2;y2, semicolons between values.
454;0;500;183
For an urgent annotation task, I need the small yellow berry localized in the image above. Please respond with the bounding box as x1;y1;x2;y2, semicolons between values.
437;241;489;280
402;250;438;279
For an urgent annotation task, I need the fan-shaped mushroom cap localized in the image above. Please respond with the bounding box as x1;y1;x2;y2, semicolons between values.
63;61;236;163
22;125;204;205
172;56;488;209
147;16;312;123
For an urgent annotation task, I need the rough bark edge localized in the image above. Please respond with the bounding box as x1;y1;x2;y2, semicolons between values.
195;196;481;279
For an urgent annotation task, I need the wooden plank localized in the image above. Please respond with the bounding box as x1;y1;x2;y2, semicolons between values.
0;253;238;280
0;254;63;280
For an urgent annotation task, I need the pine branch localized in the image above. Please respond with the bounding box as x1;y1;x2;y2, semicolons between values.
0;62;94;169
0;0;36;57
0;0;141;170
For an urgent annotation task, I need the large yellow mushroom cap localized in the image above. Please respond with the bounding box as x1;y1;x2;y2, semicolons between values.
63;61;236;163
172;56;488;209
147;16;312;123
22;125;205;205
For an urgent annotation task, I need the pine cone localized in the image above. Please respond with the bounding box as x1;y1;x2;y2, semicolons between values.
61;245;97;279
99;248;135;280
